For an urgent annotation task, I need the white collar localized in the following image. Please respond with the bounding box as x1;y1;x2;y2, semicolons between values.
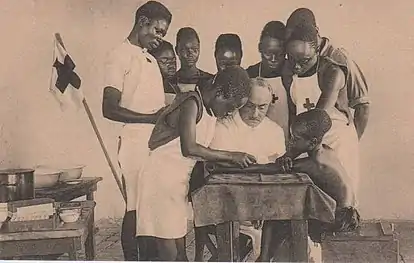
125;39;148;54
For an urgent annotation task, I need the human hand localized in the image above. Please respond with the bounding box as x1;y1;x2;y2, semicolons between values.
230;152;257;168
275;155;293;173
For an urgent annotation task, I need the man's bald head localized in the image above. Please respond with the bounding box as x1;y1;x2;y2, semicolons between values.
239;77;273;127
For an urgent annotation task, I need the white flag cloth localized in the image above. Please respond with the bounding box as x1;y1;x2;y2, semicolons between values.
49;33;84;110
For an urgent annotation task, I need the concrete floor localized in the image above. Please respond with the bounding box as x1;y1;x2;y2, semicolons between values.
57;218;414;262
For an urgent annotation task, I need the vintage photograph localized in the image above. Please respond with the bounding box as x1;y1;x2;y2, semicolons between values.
0;0;412;262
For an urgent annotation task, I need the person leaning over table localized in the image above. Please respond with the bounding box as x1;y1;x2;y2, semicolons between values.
282;8;369;196
101;1;172;261
284;7;370;140
188;32;246;195
136;66;257;261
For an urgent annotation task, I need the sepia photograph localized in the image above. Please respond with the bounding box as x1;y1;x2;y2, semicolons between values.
0;0;412;262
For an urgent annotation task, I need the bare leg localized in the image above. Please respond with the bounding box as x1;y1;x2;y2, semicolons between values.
257;220;290;262
194;227;206;261
176;236;188;261
121;210;139;261
155;238;178;261
256;221;273;262
137;236;158;261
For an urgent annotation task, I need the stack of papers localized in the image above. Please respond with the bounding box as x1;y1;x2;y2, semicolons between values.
10;203;55;222
0;203;10;222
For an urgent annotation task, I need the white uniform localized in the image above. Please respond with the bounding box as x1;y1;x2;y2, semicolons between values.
209;111;286;258
210;111;286;164
258;64;290;142
104;39;165;212
289;74;360;194
136;106;217;239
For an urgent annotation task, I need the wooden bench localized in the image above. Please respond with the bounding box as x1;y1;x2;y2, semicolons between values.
0;201;96;260
322;221;400;263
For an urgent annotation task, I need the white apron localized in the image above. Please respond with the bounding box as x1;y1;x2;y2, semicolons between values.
289;74;360;194
258;64;290;141
117;49;166;212
136;106;217;239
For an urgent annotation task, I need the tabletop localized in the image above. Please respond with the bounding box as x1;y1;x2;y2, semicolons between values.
35;177;103;201
191;173;336;227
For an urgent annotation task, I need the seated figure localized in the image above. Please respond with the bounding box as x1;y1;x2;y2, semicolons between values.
208;77;286;260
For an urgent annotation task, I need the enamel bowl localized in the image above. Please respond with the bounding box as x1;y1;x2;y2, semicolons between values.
59;209;81;223
34;166;62;188
59;165;85;182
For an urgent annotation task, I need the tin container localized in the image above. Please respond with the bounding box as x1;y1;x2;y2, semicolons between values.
0;169;35;202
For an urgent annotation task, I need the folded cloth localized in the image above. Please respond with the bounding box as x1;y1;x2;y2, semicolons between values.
148;90;204;151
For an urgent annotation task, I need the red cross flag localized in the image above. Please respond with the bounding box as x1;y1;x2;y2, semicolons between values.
49;33;84;110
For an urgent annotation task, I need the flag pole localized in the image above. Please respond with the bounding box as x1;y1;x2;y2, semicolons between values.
81;97;127;202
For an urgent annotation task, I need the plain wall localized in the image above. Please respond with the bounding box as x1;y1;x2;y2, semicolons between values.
0;0;413;220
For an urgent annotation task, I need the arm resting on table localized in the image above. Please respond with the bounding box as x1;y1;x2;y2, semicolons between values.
292;157;356;208
205;162;284;174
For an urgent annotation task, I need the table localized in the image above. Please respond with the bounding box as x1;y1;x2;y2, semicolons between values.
191;173;336;262
0;177;102;260
35;176;102;260
0;200;96;260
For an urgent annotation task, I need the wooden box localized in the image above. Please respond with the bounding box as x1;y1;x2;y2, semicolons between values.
1;198;58;233
321;221;399;263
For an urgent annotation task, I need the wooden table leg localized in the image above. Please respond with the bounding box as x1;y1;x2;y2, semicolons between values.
68;239;78;261
290;220;309;262
85;192;96;260
216;221;240;262
68;250;78;261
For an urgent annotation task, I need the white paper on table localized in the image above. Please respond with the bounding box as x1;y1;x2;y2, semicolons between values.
16;203;54;217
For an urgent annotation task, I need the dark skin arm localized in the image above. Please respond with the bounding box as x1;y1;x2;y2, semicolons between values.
316;66;346;110
292;157;354;208
205;162;282;174
178;98;256;168
353;103;370;139
102;87;165;124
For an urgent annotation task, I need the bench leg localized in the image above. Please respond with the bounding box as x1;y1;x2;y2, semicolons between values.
85;192;96;260
290;220;309;262
216;221;240;262
194;226;218;261
68;240;78;261
194;226;206;261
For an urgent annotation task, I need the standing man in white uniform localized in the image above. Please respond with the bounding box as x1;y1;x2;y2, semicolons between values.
101;1;172;261
246;21;290;141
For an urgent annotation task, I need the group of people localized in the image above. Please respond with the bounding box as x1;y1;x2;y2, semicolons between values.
101;1;370;261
